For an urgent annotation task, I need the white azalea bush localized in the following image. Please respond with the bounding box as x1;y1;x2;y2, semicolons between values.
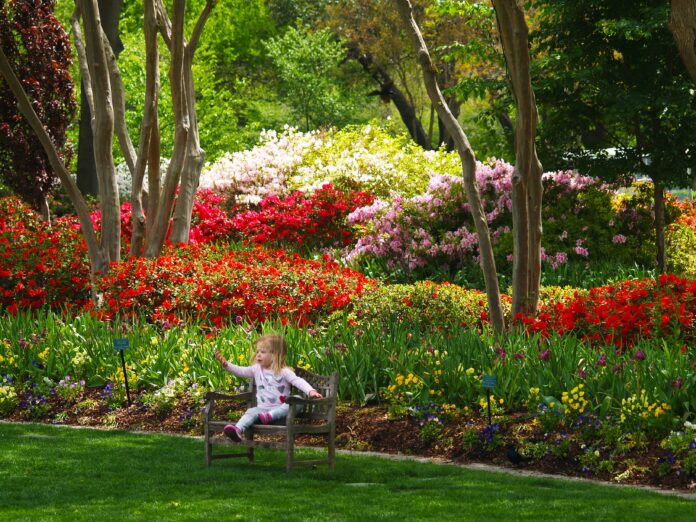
199;126;323;205
198;123;461;206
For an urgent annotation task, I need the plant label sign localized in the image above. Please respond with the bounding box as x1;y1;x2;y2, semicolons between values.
113;338;129;351
482;375;497;390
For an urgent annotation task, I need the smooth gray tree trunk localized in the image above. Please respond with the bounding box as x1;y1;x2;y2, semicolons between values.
76;0;123;197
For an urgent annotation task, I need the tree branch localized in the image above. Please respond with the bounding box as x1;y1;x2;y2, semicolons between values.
100;28;136;175
70;6;95;117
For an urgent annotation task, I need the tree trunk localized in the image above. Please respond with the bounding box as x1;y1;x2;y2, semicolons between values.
169;2;215;243
79;0;120;264
130;0;160;257
395;0;505;334
76;0;123;197
670;0;696;85
437;95;459;151
144;0;188;258
491;0;544;316
654;179;667;273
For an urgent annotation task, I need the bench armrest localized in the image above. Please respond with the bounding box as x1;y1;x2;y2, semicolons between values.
285;396;335;407
204;391;253;402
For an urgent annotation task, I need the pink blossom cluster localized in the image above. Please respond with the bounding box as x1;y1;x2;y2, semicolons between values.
345;160;609;272
344;161;514;271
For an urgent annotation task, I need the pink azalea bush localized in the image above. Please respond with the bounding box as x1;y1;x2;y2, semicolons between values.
343;160;670;275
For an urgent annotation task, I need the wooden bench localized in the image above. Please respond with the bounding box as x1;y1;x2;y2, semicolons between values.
202;368;338;472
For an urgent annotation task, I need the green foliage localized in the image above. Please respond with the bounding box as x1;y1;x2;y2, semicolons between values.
326;280;499;334
264;25;365;131
667;223;696;278
532;0;696;189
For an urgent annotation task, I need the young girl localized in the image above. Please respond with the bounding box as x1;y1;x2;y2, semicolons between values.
214;334;322;442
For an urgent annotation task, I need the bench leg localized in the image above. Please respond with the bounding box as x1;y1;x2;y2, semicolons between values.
205;441;212;467
328;425;336;470
245;431;254;462
204;424;212;466
286;431;295;472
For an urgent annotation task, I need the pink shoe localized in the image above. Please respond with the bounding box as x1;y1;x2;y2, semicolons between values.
258;411;273;424
223;424;242;442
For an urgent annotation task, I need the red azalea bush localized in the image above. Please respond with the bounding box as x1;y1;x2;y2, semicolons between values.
0;197;91;312
231;183;374;249
518;273;696;348
92;243;376;327
188;189;236;244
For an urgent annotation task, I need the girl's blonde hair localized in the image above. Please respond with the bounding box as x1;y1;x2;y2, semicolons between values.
255;334;288;374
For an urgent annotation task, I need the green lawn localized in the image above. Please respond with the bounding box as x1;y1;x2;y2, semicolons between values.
0;423;693;521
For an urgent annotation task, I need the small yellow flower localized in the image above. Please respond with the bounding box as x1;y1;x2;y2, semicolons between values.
150;336;159;346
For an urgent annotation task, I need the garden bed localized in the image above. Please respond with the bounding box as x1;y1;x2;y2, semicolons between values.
4;386;695;493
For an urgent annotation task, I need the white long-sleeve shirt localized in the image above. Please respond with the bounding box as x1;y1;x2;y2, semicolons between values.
224;362;316;407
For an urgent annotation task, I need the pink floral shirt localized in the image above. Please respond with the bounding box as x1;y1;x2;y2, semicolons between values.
224;363;316;407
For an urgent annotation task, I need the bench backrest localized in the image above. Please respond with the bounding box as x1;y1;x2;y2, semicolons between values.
247;368;338;421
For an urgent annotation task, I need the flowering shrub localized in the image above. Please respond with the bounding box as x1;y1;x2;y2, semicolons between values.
188;189;237;245
231;183;374;249
519;273;696;347
345;163;512;273
290;124;459;197
0;197;91;313
93;243;376;327
345;163;687;276
199;126;322;205
674;199;696;232
200;124;460;205
667;222;696;278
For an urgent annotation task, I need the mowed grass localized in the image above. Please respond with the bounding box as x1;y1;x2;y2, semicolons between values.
0;423;693;521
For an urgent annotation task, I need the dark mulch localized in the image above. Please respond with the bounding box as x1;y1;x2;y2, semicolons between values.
5;387;696;493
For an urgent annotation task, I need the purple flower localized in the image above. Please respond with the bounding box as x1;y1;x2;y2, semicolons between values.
671;377;683;389
538;349;551;361
18;338;28;349
596;354;607;367
634;350;646;362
